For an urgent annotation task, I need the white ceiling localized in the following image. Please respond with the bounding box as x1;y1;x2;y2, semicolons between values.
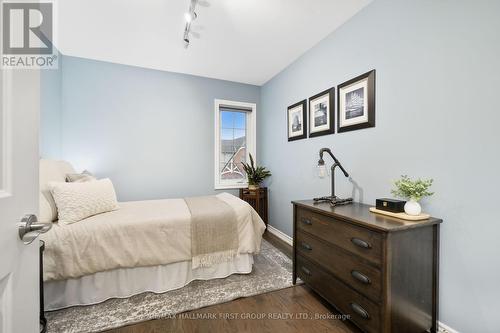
57;0;371;85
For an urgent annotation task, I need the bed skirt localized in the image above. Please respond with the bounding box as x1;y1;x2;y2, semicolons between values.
45;254;254;311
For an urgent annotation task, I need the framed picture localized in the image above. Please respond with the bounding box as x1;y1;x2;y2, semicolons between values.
337;69;376;133
287;100;307;141
309;87;335;137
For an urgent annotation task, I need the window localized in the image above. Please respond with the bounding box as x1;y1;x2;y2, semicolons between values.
214;99;256;189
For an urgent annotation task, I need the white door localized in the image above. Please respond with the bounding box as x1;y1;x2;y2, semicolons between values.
0;68;42;331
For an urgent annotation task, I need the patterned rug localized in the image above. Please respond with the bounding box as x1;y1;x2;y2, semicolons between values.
45;240;294;332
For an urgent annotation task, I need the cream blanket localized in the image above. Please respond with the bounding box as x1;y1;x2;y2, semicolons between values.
41;193;266;281
185;196;239;269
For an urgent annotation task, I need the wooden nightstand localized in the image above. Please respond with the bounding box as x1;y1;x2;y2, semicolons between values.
239;187;268;227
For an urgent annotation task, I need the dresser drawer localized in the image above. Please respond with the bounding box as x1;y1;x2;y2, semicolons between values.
297;230;382;302
297;207;383;265
297;254;381;333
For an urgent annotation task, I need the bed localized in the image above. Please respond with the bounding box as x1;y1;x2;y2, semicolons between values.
39;160;266;311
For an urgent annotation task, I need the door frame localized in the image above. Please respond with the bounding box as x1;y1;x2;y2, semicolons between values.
0;69;13;199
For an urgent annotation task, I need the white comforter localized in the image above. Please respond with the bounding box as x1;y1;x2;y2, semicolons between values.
41;193;266;281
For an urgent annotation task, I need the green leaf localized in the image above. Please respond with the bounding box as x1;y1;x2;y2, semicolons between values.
391;175;434;201
243;153;271;186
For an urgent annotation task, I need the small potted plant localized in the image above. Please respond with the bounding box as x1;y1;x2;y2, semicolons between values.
241;154;271;190
391;175;434;215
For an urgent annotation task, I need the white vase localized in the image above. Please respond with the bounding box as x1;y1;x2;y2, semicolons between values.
404;199;421;216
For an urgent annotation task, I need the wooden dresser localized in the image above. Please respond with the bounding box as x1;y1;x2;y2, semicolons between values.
292;201;442;333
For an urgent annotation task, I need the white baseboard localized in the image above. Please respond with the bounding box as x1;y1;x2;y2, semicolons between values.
266;225;293;246
266;226;458;333
439;322;459;333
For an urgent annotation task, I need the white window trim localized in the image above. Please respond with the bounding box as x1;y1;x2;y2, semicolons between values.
214;99;256;190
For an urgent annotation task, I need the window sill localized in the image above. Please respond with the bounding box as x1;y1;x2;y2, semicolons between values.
214;183;247;190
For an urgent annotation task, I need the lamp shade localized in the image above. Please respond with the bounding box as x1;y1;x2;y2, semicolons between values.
318;164;327;178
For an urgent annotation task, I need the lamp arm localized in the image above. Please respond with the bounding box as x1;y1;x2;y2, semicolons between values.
319;148;349;178
336;161;349;178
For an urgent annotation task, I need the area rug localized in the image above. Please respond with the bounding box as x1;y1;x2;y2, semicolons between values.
45;239;294;333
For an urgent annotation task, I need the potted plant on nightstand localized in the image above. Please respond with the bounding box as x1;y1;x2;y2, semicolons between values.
391;175;434;215
241;154;271;190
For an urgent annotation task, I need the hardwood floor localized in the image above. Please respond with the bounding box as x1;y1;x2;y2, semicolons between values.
106;231;359;333
263;230;293;259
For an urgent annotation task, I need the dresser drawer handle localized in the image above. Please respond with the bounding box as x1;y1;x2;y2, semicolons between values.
351;270;371;284
301;242;312;251
351;238;371;249
350;303;370;320
301;219;312;225
301;267;311;276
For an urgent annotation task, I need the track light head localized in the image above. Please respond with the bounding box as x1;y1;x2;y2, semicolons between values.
184;11;197;23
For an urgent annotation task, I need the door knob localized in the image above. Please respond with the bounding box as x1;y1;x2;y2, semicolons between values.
18;214;52;245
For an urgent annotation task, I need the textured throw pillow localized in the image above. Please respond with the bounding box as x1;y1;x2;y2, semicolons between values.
49;178;119;224
66;170;96;183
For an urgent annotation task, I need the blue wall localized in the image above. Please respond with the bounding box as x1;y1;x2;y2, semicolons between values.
55;56;260;200
40;52;62;159
259;0;500;332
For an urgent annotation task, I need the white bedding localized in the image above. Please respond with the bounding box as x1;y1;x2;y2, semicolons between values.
42;192;266;281
44;254;254;310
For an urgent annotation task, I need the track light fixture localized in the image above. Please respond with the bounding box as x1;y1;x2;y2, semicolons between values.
183;0;198;46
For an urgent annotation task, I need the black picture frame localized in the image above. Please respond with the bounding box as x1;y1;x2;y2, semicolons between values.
287;99;307;141
308;87;335;138
337;69;376;133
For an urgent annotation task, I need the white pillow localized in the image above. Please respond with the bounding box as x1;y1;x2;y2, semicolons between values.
39;159;77;223
66;170;96;183
49;178;119;224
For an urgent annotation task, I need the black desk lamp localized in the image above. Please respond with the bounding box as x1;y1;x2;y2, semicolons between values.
314;148;353;206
